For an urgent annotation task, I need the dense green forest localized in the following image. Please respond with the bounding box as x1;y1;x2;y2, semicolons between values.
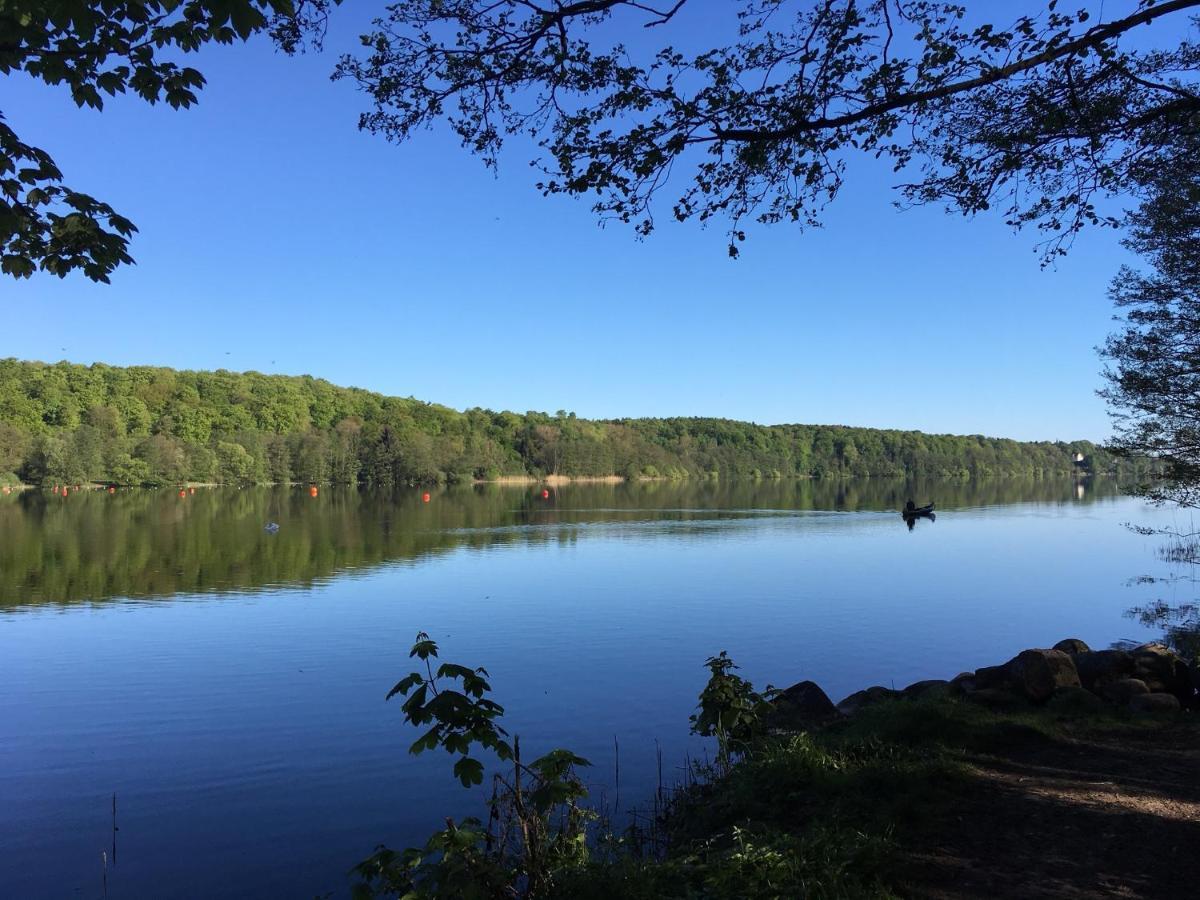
0;359;1125;486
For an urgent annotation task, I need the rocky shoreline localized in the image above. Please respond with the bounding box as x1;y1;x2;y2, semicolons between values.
769;639;1199;730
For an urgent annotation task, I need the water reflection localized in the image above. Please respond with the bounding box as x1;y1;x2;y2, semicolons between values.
902;511;936;531
0;477;1120;608
1127;601;1200;661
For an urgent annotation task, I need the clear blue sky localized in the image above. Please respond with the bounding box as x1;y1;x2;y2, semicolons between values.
2;7;1135;442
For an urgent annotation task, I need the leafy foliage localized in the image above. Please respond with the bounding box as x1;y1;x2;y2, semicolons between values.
387;631;512;786
0;0;335;281
690;651;776;767
356;632;593;899
0;358;1127;486
352;819;507;900
354;638;942;898
337;0;1200;260
1101;135;1200;506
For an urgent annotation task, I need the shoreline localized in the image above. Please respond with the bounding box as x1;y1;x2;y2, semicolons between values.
3;471;1112;493
351;632;1198;898
475;474;627;485
601;636;1200;898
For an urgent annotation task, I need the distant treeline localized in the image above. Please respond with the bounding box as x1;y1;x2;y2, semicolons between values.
0;359;1130;486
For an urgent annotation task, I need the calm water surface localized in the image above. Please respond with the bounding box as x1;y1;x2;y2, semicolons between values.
0;479;1186;898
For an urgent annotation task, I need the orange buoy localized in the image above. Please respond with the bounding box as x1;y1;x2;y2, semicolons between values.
309;485;318;497
108;486;116;494
541;489;550;499
422;492;431;503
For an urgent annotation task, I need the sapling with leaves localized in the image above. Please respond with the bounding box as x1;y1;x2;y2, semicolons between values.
690;651;777;768
354;632;594;899
386;631;512;787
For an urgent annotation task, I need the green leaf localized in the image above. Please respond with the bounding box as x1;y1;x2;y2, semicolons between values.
386;672;424;700
1;255;35;278
452;756;484;787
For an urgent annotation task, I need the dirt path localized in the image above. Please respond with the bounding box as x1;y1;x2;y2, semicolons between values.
901;721;1200;898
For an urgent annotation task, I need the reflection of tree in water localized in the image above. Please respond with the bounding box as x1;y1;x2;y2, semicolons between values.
1126;526;1200;664
0;477;1124;608
1129;601;1200;664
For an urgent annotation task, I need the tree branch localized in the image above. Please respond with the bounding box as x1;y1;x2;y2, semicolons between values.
716;0;1200;142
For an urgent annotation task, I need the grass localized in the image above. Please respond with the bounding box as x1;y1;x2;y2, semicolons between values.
550;693;1198;899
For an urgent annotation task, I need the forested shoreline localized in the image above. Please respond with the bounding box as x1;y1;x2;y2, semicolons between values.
0;359;1128;487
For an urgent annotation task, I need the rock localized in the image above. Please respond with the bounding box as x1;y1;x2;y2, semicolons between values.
1129;692;1182;714
835;685;898;717
1005;649;1081;703
902;679;950;699
966;688;1026;711
1130;643;1194;701
1053;638;1091;655
973;664;1010;691
1073;649;1134;691
770;680;838;730
1097;678;1150;704
1046;686;1106;714
949;672;977;695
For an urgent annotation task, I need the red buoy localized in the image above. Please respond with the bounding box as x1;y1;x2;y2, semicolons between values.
422;492;431;503
310;485;318;497
178;489;186;498
61;486;68;497
108;486;116;494
541;489;550;499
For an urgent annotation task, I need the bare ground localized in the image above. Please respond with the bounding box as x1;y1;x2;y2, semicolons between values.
900;719;1200;899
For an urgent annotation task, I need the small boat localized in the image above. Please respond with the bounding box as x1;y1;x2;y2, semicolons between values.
264;522;280;534
901;502;935;517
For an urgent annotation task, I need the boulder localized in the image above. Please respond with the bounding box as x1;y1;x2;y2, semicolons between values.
835;685;898;717
949;671;977;695
1047;686;1106;714
1073;649;1134;691
1097;678;1151;704
1129;692;1182;714
1130;643;1194;702
902;679;950;699
973;664;1010;691
770;680;838;730
1005;649;1081;703
1053;638;1091;655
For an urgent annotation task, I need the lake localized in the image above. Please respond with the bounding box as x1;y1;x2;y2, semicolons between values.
0;479;1184;898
